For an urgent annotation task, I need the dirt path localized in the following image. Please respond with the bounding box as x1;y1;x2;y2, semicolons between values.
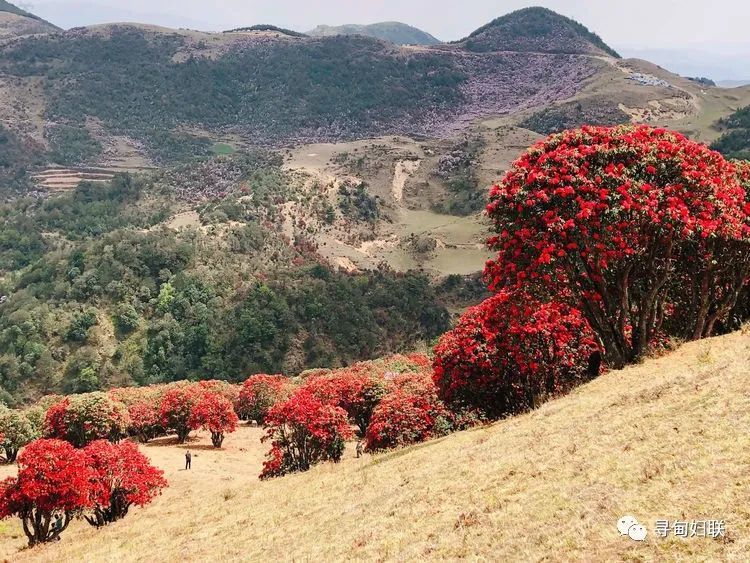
391;159;421;202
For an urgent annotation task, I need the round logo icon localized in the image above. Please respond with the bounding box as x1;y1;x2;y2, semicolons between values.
617;515;638;536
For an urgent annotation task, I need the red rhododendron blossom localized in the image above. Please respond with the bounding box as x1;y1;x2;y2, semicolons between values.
433;291;599;418
484;125;750;366
83;440;167;527
189;392;239;448
0;439;97;545
45;393;130;448
302;369;392;436
260;390;352;479
158;385;203;443
365;376;451;451
237;374;292;424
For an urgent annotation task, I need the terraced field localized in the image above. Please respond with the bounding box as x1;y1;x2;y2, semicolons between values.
32;166;153;190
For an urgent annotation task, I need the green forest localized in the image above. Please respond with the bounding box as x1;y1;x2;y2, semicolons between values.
0;152;480;405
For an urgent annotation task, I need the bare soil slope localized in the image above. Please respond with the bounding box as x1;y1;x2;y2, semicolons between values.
1;329;748;561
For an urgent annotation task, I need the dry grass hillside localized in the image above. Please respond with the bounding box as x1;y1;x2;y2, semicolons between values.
0;329;748;561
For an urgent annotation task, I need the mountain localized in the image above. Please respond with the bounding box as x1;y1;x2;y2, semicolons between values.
3;330;747;560
0;19;607;179
307;21;440;45
456;6;620;57
0;0;58;38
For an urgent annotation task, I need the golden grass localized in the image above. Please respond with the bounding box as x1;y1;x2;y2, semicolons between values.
1;330;749;561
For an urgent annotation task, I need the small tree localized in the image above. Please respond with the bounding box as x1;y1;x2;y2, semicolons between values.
83;440;167;527
0;439;96;546
0;407;38;463
260;390;352;479
158;384;201;443
365;373;450;451
110;386;168;443
189;392;238;448
45;393;130;448
127;401;164;443
237;374;291;423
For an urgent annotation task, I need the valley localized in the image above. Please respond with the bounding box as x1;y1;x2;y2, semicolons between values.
0;3;748;561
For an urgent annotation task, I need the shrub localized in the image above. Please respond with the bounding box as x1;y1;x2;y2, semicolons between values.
158;384;201;443
113;303;140;333
260;390;353;479
365;373;450;451
83;440;167;527
65;309;98;342
0;407;38;463
0;439;96;546
237;374;292;423
189;392;238;448
45;393;130;447
433;292;598;418
484;125;750;367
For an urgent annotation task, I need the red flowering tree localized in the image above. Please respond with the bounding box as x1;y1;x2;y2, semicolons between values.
237;374;292;423
83;440;167;527
196;380;242;415
189;392;239;448
303;369;391;436
158;384;201;443
484;125;750;367
127;400;164;443
433;291;599;418
0;439;96;545
45;393;130;448
365;373;451;451
111;385;169;443
260;390;353;479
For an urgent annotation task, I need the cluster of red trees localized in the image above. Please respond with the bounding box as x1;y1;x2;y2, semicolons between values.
0;382;241;545
110;381;239;447
435;125;750;417
259;354;454;478
0;439;166;546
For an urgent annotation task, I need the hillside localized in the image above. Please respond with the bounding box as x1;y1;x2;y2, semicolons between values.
711;104;750;159
307;21;440;45
0;330;747;560
455;6;620;57
0;0;58;38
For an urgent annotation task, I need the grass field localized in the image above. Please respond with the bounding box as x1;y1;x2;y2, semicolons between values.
209;143;237;156
0;329;748;561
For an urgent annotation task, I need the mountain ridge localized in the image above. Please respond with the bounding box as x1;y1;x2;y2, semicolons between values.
307;21;440;45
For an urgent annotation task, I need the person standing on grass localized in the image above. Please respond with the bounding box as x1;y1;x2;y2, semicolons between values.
51;514;64;541
185;450;192;470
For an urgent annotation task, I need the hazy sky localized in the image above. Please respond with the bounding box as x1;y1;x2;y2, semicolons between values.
19;0;750;79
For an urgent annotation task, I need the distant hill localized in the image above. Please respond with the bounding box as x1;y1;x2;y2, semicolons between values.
711;104;750;159
718;80;750;88
307;21;440;45
224;24;306;38
0;20;603;169
0;0;58;38
456;6;620;57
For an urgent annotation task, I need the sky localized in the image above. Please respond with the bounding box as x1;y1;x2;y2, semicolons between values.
18;0;750;80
